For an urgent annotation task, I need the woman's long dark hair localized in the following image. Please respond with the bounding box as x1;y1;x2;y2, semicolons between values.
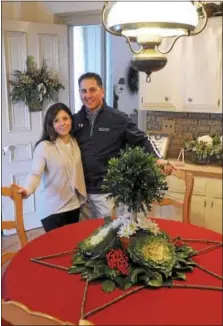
35;103;73;148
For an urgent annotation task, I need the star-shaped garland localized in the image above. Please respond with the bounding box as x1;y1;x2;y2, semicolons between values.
31;238;223;324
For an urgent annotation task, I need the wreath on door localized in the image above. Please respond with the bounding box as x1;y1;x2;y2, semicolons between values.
127;65;138;94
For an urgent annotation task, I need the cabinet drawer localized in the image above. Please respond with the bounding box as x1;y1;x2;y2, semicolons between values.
206;179;222;199
166;176;207;196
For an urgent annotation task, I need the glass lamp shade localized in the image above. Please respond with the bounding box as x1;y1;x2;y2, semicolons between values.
107;2;199;38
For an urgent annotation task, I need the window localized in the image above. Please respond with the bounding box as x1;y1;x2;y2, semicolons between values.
70;24;112;113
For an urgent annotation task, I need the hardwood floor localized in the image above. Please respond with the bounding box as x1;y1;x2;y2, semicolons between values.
2;227;45;275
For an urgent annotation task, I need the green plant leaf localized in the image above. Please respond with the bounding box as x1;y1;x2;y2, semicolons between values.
138;274;150;283
69;265;86;274
148;273;163;287
73;254;86;265
102;280;116;293
173;272;186;280
105;266;120;279
129;267;147;283
122;277;133;290
85;260;96;268
174;266;194;273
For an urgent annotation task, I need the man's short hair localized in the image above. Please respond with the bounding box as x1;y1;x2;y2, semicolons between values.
78;72;103;88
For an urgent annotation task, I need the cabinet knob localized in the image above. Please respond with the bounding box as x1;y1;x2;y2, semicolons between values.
188;97;193;102
165;97;169;101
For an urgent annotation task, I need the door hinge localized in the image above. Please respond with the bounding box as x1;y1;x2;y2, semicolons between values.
141;97;143;104
218;99;220;107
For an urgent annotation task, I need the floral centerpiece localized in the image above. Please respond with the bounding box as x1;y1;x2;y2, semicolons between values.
184;134;223;165
9;56;65;112
69;214;196;292
69;147;196;292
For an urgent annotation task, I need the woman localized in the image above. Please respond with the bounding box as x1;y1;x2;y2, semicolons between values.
16;103;86;232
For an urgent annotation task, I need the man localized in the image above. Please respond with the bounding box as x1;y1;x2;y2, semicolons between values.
73;72;173;219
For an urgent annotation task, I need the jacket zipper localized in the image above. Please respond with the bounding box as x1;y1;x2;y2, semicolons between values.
90;117;96;138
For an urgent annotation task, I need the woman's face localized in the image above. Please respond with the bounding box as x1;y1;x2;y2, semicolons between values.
53;110;72;138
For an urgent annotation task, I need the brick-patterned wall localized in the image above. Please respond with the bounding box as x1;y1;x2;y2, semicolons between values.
147;112;223;158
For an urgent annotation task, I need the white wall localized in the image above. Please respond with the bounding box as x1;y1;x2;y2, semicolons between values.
2;1;104;22
2;1;54;23
111;36;139;115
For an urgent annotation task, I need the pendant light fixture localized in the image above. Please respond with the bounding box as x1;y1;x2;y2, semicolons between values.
102;1;208;80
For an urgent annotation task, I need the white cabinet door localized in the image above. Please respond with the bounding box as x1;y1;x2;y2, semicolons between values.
2;20;69;233
205;199;222;233
205;178;222;233
182;18;222;112
140;37;183;111
218;37;222;111
190;196;206;227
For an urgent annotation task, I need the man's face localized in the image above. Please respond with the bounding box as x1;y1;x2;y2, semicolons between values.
79;78;104;111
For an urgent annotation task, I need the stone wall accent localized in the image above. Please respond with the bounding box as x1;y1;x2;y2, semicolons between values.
146;111;223;158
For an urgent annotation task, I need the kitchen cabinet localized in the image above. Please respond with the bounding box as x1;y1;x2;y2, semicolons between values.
182;17;222;112
205;198;222;233
150;175;222;234
139;17;222;113
140;37;183;111
218;37;222;111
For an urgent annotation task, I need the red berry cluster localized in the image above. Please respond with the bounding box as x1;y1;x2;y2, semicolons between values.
168;238;184;247
106;249;129;275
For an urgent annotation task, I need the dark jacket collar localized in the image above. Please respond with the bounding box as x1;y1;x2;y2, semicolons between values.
77;100;111;119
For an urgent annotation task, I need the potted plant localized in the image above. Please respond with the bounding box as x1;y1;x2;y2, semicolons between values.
102;146;168;220
184;134;223;165
9;56;65;112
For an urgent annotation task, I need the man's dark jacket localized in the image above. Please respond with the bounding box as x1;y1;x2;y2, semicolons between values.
72;103;161;194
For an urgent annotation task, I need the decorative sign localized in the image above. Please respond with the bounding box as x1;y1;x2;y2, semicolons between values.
147;131;170;158
176;147;185;166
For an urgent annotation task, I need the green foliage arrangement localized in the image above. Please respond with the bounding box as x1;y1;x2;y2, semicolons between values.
69;146;196;293
102;146;168;215
9;56;65;111
69;218;196;292
184;134;223;165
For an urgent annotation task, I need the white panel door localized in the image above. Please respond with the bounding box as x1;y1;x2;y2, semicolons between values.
2;20;69;233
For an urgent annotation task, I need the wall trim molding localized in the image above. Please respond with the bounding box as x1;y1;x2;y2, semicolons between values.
55;10;101;25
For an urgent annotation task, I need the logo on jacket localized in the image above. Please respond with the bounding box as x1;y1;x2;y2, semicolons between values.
78;124;84;128
98;127;110;132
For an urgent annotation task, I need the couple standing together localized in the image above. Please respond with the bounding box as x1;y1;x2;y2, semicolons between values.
17;72;173;232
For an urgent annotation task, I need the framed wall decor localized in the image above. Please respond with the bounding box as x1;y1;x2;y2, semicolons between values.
147;131;170;158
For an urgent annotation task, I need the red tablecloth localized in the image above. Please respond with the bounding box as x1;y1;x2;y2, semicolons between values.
2;219;222;325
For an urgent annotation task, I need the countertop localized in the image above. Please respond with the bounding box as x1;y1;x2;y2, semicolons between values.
168;159;222;179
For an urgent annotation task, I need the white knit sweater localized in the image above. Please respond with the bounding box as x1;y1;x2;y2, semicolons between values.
25;136;87;220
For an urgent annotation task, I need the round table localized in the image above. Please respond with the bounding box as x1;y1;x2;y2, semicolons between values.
2;219;222;325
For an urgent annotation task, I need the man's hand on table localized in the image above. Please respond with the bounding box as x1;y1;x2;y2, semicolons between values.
156;159;177;175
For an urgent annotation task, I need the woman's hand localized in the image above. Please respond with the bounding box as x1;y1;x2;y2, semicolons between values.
11;183;29;198
18;187;29;198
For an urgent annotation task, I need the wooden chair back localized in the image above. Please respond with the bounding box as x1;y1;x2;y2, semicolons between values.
1;185;28;265
153;169;194;224
1;299;94;325
1;299;74;325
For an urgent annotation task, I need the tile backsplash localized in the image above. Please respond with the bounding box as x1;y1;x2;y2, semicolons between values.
147;111;223;158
